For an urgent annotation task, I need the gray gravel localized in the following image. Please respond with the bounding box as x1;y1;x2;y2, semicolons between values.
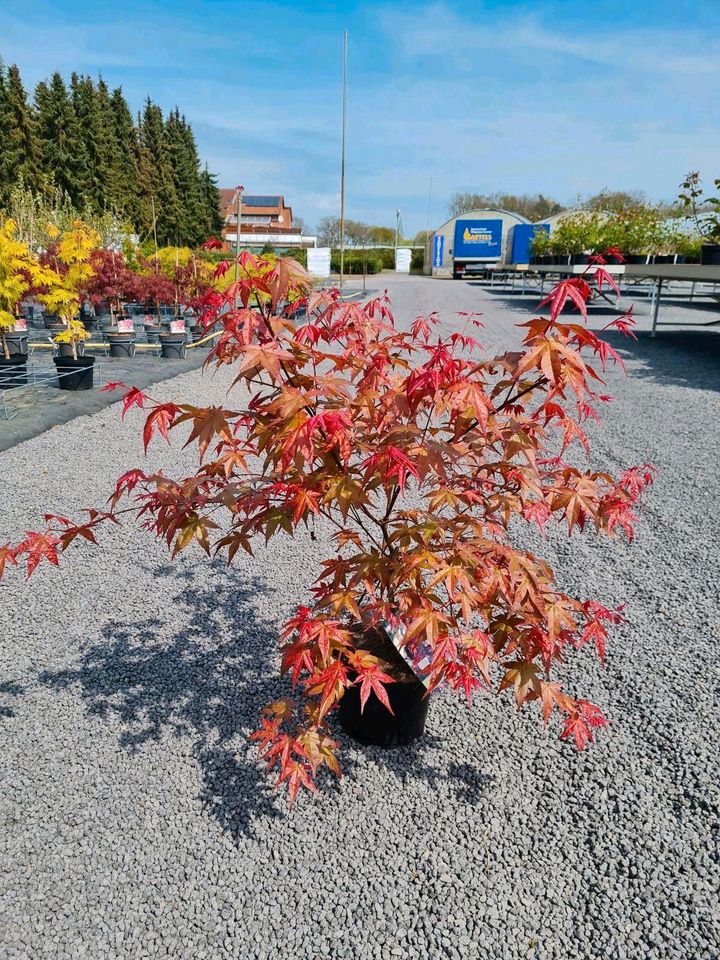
1;275;719;959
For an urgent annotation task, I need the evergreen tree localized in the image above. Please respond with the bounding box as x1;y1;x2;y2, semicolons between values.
34;72;86;206
166;108;206;245
0;62;220;246
200;165;223;239
0;61;13;206
3;63;44;197
69;73;106;213
109;87;142;226
95;78;126;216
139;100;182;246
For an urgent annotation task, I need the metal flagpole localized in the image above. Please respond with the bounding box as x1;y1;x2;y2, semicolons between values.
234;185;244;308
339;30;348;290
425;176;433;250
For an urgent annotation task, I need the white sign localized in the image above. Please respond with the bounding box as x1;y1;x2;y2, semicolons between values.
117;317;134;333
307;247;331;278
395;247;412;273
15;317;27;331
170;318;186;333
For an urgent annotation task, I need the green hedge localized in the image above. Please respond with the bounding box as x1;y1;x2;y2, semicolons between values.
411;248;424;271
330;251;382;274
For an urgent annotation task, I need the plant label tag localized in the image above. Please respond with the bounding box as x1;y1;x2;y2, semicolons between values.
15;317;27;331
117;317;134;332
381;619;433;688
170;319;186;333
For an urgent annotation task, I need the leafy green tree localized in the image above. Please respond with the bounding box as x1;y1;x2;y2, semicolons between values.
34;72;86;207
448;192;565;221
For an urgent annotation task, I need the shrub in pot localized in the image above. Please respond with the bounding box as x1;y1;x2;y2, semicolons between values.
0;252;654;803
52;321;94;389
679;171;720;264
0;219;34;386
31;221;99;391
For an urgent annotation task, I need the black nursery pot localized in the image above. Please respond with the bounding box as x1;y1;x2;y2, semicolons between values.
339;676;430;747
53;355;95;391
4;332;29;356
159;333;187;359
56;341;86;358
0;354;28;389
623;253;649;264
701;243;720;266
106;332;135;358
144;326;162;344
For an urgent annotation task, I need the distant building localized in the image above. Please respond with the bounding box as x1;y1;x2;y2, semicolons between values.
219;188;315;248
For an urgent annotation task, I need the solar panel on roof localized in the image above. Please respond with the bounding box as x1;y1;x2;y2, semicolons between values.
243;195;282;207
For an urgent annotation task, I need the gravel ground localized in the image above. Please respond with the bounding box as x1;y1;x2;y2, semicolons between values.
1;275;718;960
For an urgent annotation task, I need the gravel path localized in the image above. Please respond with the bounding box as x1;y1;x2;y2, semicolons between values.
1;275;718;959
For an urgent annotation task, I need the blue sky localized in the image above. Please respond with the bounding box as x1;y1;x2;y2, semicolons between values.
1;0;719;234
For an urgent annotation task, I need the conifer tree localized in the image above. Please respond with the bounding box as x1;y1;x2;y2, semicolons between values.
0;61;13;206
95;78;126;215
3;63;44;197
109;87;142;226
166;108;206;245
34;72;86;207
70;73;107;214
200;165;223;238
139;100;182;246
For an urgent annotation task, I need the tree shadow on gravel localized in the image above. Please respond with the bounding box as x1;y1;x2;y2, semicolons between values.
39;560;493;838
40;561;288;840
595;328;720;394
0;680;25;718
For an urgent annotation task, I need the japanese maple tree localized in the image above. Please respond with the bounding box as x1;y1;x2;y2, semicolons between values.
0;251;653;802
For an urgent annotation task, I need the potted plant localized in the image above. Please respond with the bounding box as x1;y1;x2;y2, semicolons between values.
32;221;99;391
135;266;176;341
83;247;140;329
529;228;551;264
679;171;720;265
51;320;94;389
159;319;187;359
106;317;136;359
0;219;33;388
0;252;654;803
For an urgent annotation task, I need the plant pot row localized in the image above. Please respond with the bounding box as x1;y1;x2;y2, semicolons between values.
530;251;712;266
0;353;96;391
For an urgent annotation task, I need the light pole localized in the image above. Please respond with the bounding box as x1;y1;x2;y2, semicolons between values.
339;30;348;290
394;208;400;266
233;185;244;309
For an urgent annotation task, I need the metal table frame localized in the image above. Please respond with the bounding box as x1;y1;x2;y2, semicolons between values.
0;359;105;421
500;264;720;336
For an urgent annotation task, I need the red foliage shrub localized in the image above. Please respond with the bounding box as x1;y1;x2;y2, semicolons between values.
0;252;654;803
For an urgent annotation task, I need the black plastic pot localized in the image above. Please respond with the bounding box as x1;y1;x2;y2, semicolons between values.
53;355;95;391
623;254;649;264
144;326;162;344
43;313;61;328
339;676;430;747
4;332;29;356
56;341;86;358
106;332;136;358
159;333;186;359
0;354;28;389
653;254;676;264
701;244;720;266
570;253;591;265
